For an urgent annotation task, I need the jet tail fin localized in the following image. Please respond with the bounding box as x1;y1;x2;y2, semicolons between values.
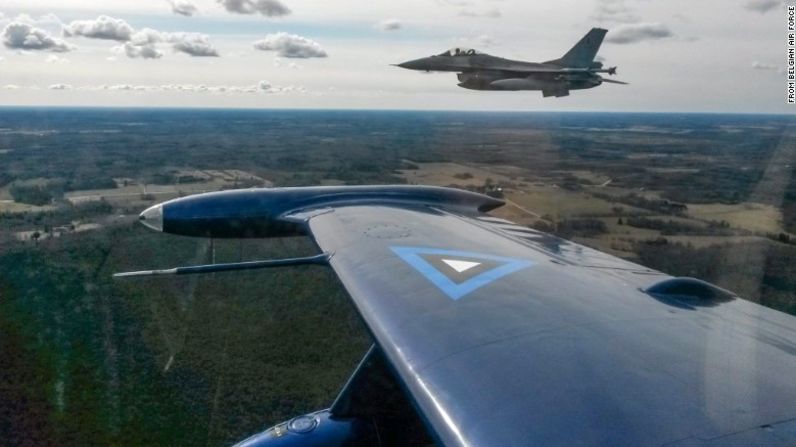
546;28;607;68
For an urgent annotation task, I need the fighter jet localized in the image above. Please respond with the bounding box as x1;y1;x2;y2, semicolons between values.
395;28;626;97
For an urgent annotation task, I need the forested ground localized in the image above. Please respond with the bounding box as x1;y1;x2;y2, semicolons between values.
0;226;369;446
0;109;793;446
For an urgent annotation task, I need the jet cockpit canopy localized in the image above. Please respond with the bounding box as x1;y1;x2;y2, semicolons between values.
438;48;481;57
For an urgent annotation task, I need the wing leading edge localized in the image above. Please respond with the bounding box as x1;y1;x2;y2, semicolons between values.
305;203;796;447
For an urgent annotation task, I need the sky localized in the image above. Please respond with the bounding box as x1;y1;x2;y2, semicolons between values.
0;0;791;113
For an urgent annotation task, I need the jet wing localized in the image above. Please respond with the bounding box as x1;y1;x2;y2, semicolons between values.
302;203;796;446
129;185;796;446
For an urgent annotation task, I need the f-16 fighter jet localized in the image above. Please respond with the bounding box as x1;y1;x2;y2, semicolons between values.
396;28;626;97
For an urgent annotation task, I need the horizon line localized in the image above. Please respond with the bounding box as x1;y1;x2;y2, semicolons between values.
0;105;791;117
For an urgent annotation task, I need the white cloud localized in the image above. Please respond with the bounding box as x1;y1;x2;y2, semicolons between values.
257;80;306;94
169;0;198;16
168;32;219;57
131;28;165;45
64;15;134;41
376;19;402;31
458;8;501;18
166;84;212;92
591;0;640;24
605;23;673;44
7;81;306;95
110;28;164;59
217;0;290;16
106;28;218;58
253;32;327;58
120;42;163;59
45;54;69;63
275;85;306;93
743;0;784;13
2;22;73;52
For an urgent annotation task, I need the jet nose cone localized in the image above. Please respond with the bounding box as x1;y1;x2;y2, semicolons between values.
395;58;428;70
139;204;163;232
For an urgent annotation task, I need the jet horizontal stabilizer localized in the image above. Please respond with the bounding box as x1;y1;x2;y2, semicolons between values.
113;252;331;278
600;78;628;85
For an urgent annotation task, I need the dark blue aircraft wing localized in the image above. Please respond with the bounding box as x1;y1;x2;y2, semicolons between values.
302;202;796;446
130;185;796;446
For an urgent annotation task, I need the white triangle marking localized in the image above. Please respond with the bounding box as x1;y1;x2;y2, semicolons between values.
442;259;481;273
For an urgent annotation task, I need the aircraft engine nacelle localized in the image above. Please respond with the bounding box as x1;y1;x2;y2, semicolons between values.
233;410;376;447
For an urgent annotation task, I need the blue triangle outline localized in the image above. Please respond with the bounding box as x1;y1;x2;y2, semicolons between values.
390;246;534;300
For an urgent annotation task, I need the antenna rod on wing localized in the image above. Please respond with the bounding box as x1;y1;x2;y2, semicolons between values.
113;252;331;278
